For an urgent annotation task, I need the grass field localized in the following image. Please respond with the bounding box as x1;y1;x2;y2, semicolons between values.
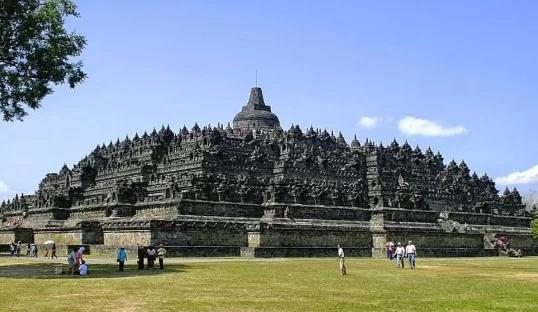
0;256;536;312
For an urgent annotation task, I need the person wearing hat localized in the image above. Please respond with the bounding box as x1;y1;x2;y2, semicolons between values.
405;240;417;269
157;245;167;270
117;246;128;272
394;242;405;269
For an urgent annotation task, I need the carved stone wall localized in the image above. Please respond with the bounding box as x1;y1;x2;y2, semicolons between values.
34;230;82;245
103;230;152;246
257;228;372;248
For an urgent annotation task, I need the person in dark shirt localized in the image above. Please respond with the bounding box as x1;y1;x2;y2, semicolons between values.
137;246;145;270
51;243;57;259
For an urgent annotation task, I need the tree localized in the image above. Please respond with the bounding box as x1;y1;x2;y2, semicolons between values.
532;219;538;238
532;205;538;238
0;0;86;121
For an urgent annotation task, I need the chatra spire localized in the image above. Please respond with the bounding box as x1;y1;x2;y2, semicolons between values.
233;87;281;132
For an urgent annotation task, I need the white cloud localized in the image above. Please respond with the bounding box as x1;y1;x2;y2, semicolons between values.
0;180;9;193
496;165;538;185
398;116;467;137
0;180;13;202
358;116;382;129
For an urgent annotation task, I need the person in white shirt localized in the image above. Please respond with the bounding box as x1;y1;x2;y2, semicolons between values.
394;242;405;269
78;260;88;276
405;241;417;269
385;241;395;260
337;244;346;275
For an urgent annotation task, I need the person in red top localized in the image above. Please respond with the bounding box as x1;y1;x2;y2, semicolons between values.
75;247;85;273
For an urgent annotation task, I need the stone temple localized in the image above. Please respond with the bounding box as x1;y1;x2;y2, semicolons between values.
1;87;536;257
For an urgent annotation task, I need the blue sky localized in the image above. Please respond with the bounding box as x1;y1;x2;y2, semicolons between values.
1;0;538;201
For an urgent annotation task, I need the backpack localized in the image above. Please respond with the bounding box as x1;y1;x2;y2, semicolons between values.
67;252;75;263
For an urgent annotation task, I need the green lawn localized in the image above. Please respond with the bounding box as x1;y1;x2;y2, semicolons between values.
0;256;536;311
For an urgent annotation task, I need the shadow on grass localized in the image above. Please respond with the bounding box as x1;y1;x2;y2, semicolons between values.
0;262;190;279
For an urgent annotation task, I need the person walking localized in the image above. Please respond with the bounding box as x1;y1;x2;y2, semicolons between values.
51;243;57;259
26;243;31;257
394;242;405;269
337;244;346;276
117;247;127;272
405;241;417;269
157;245;167;270
9;242;15;257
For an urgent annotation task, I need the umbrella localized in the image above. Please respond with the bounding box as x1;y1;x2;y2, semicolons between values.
44;240;55;245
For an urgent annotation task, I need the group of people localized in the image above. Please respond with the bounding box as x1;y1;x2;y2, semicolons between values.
336;240;418;276
386;240;417;269
44;243;58;259
494;236;524;257
67;247;87;275
9;242;47;258
9;242;22;257
117;244;168;272
61;244;168;275
134;245;167;271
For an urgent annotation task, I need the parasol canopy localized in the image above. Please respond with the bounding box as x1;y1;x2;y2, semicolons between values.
43;240;55;245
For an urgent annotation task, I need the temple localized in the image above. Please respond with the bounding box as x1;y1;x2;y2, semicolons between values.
1;87;536;257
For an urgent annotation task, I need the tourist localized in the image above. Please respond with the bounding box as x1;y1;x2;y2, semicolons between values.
75;247;85;272
385;241;395;260
405;241;417;269
26;243;31;257
147;246;156;270
394;242;405;269
117;247;127;272
9;242;15;257
157;245;167;270
31;244;38;258
137;246;145;270
16;241;21;257
516;248;523;257
78;260;88;276
67;248;77;274
337;244;346;275
51;243;57;259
